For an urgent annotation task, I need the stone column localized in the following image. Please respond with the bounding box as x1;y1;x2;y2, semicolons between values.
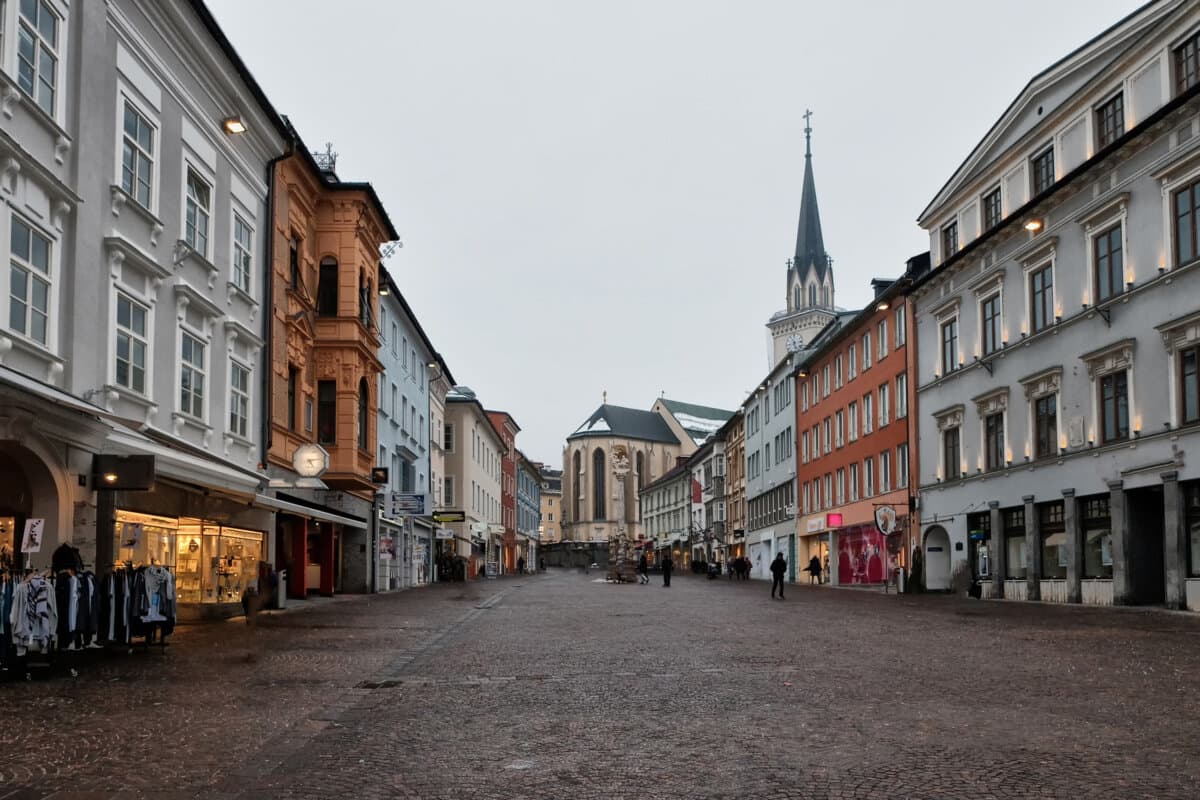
1162;471;1186;610
989;501;1004;599
1109;480;1131;605
1024;495;1040;601
1063;489;1081;604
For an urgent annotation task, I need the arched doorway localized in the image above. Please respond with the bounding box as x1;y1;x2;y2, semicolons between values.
924;526;952;591
0;442;63;571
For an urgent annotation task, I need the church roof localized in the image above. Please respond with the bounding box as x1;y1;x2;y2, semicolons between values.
658;399;735;445
568;404;679;444
793;131;828;281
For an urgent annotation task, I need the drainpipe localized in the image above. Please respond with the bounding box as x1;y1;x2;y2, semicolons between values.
260;141;294;476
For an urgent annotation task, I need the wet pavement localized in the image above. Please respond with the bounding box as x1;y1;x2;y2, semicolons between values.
2;570;1200;798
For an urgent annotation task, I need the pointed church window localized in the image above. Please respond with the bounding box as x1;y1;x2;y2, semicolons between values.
809;285;817;307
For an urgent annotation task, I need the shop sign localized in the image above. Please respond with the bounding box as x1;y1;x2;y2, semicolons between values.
379;535;395;560
874;506;898;536
806;518;824;533
21;519;44;553
435;528;455;540
968;529;987;541
825;513;843;528
433;511;465;523
390;493;426;516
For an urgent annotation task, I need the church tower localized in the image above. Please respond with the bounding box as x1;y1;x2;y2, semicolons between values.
767;111;836;366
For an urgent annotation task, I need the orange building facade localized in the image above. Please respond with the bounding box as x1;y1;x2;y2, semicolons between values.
486;410;521;573
794;280;913;587
264;136;398;597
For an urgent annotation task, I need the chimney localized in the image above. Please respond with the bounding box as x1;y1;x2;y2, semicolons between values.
676;456;690;468
870;278;894;298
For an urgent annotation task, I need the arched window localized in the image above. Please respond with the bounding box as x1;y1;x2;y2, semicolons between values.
592;447;606;520
808;284;817;307
793;285;801;310
317;257;338;316
573;450;582;518
822;286;831;307
636;451;645;492
357;378;369;450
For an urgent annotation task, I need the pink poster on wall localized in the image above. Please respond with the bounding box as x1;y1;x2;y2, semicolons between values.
837;525;887;585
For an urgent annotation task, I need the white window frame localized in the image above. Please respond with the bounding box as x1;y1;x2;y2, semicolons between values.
835;468;845;505
877;320;888;359
894;305;907;347
863;457;874;497
835;410;844;448
849;462;859;501
896;443;909;488
7;212;55;349
119;95;157;211
231;211;254;296
848;343;857;380
1084;209;1129;307
848;401;858;442
862;393;874;435
862;332;872;370
183;163;213;260
114;290;150;395
822;365;830;398
15;0;62;118
896;373;908;419
880;450;891;493
179;328;207;421
879;383;890;427
835;355;843;389
229;359;251;439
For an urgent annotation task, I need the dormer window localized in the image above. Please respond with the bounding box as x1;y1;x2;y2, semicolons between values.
1031;146;1055;194
982;187;1002;230
1095;93;1124;149
941;221;958;260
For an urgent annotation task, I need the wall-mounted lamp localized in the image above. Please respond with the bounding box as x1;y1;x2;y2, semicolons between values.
103;472;119;484
378;285;390;296
222;116;247;135
1024;219;1043;232
876;301;889;311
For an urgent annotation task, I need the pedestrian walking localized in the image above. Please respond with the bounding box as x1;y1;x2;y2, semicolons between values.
770;552;787;599
661;553;673;587
806;555;822;585
638;552;650;584
517;556;525;574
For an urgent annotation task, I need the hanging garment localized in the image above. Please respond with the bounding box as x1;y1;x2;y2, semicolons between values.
11;576;58;654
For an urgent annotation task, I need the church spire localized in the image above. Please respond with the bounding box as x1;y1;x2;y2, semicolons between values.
793;109;828;281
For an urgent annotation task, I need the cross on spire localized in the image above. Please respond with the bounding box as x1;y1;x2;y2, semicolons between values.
803;109;813;158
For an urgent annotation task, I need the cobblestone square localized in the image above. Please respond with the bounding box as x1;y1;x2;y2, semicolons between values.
4;572;1200;799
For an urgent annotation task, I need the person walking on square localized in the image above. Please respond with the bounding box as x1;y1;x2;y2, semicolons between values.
807;555;822;585
637;552;650;584
770;552;787;599
661;553;673;587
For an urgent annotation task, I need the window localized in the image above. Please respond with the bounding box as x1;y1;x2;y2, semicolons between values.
940;318;958;374
184;168;211;258
304;397;313;432
16;0;58;116
317;258;338;316
862;333;872;370
878;383;889;426
1029;263;1054;334
357;378;369;450
896;443;908;488
121;101;154;209
1031;146;1055;194
835;468;845;505
286;366;298;431
942;221;958;259
823;474;832;508
592;448;606;520
317;381;336;444
115;293;147;394
863;457;874;497
289;237;301;290
848;344;857;379
894;306;906;347
862;393;873;435
834;355;843;389
877;320;887;359
849;463;859;501
1175;30;1200;96
803;483;811;515
1100;370;1129;443
1004;508;1027;580
9;215;51;345
1083;497;1113;579
1183;345;1200;425
179;332;205;418
880;451;891;493
801;430;809;463
848;401;858;442
834;410;844;448
230;362;250;438
896;373;908;418
822;419;830;454
1094;224;1123;303
444;476;455;506
943;427;961;480
232;214;253;294
1034;394;1057;458
985;412;1004;471
982;187;1002;230
1095;93;1124;149
822;366;830;398
1040;502;1067;580
981;293;1001;356
765;443;771;469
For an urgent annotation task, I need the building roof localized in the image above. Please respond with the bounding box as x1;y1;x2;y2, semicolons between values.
640;461;693;495
568;404;679;444
658;399;735;445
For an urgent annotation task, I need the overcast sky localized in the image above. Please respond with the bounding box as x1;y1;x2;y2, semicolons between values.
209;0;1142;465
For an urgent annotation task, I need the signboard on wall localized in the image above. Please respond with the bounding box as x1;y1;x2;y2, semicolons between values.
379;535;395;560
21;519;44;553
390;493;426;516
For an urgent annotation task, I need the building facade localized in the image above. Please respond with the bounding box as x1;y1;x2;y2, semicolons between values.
538;465;563;544
794;276;916;587
427;352;454;578
913;0;1200;609
723;411;746;559
444;388;503;577
516;451;541;571
639;460;693;568
486;410;520;573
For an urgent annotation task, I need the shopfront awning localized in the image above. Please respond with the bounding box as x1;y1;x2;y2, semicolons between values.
0;364;111;420
252;493;364;527
105;425;262;498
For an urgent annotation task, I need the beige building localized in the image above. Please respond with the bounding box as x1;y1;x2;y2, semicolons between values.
724;411;746;559
538;465;563;544
428;356;454;579
562;398;732;543
443;387;504;576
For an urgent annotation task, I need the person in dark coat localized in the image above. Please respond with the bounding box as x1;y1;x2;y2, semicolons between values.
806;555;822;585
661;554;673;587
637;552;650;584
517;556;525;574
770;553;787;599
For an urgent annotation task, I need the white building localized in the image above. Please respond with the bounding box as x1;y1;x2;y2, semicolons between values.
913;0;1200;609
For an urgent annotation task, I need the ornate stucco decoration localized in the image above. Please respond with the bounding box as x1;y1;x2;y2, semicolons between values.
1020;366;1063;400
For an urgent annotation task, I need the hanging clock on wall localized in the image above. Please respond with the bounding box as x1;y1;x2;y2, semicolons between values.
292;443;330;478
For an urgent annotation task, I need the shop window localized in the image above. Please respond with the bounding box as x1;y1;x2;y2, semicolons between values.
175;521;264;604
1003;508;1026;580
1083;496;1114;579
1039;502;1067;579
967;511;991;579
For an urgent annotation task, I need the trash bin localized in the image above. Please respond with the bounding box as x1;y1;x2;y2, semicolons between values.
895;566;906;594
276;569;287;610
